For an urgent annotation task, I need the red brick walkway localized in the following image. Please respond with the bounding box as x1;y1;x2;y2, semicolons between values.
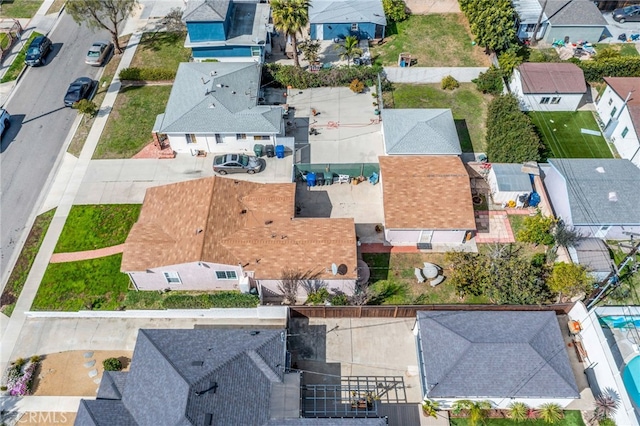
50;244;125;263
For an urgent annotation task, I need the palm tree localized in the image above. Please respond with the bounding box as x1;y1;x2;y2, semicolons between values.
271;0;310;68
537;403;564;424
593;393;619;421
451;400;492;426
334;35;362;66
507;402;529;423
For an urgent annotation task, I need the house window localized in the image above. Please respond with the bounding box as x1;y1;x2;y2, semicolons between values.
251;46;261;57
550;97;561;104
236;134;247;140
622;127;629;137
253;135;270;141
216;271;237;280
186;134;197;144
611;107;617;117
540;97;550;104
608;98;613;106
524;24;536;32
351;23;358;31
163;272;181;284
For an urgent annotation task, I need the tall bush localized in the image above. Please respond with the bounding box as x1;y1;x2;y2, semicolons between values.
103;357;123;371
262;63;384;89
578;56;640;82
472;66;503;95
383;0;409;22
119;67;176;81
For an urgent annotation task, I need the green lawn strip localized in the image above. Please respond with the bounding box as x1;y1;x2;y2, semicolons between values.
0;31;41;83
507;215;526;239
0;0;43;18
123;290;259;310
54;205;141;253
450;410;585;426
593;43;640;57
0;209;55;317
129;31;190;73
93;85;171;159
391;83;489;152
529;111;612;158
372;14;488;67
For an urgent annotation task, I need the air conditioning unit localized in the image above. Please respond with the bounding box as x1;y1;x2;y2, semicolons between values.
238;275;251;293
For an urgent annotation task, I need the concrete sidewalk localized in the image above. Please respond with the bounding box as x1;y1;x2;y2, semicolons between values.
383;66;489;83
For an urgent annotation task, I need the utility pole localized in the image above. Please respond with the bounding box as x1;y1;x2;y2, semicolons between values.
530;0;548;46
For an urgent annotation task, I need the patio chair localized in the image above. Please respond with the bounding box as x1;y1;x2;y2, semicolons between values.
338;174;350;184
414;268;426;283
430;275;445;287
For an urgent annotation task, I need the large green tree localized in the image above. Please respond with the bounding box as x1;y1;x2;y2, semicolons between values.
548;262;591;300
271;0;310;68
459;0;517;52
67;0;138;54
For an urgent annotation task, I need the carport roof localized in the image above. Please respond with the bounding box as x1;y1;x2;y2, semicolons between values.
379;156;476;230
416;310;580;399
491;163;533;192
569;237;614;273
310;0;386;25
382;109;462;155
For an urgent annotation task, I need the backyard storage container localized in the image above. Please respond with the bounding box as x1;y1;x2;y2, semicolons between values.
324;172;333;185
316;173;325;186
265;144;275;158
253;144;263;157
307;172;316;187
275;145;285;158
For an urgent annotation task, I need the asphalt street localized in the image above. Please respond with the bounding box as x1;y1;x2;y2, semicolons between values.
0;13;109;281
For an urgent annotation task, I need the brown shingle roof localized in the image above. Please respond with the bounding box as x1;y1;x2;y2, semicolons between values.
518;63;586;94
122;177;357;279
604;77;640;138
379;156;476;230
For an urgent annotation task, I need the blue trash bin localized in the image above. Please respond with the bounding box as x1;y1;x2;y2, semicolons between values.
307;172;316;187
275;145;285;158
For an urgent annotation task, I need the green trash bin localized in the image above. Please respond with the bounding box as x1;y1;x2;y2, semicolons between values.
253;144;264;157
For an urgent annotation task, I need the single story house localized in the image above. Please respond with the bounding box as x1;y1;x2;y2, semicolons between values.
486;163;533;205
76;328;390;425
182;0;272;62
121;177;358;299
510;63;587;111
513;0;607;44
568;237;614;282
381;109;462;156
153;62;284;155
542;158;640;239
378;156;476;248
414;310;580;408
309;0;386;41
596;77;640;168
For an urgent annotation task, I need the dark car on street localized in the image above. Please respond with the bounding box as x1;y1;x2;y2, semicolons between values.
64;77;98;107
213;154;262;175
613;5;640;22
25;35;52;66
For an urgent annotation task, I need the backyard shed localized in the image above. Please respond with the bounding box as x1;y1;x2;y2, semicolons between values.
487;163;533;205
568;238;614;281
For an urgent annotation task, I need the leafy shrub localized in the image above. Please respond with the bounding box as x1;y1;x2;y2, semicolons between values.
383;0;409;22
349;79;365;93
472;66;503;95
441;75;459;90
578;56;640;82
599;418;616;426
103;357;123;371
306;288;330;305
331;294;350;306
162;292;259;309
119;67;177;81
14;357;26;368
595;47;621;61
262;63;384;90
74;99;99;117
530;252;547;268
516;211;556;246
498;49;522;76
29;355;41;364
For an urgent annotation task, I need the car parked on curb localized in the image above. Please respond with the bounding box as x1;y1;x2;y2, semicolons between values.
25;35;52;66
0;109;10;138
613;5;640;22
64;77;98;107
213;154;262;175
85;41;114;66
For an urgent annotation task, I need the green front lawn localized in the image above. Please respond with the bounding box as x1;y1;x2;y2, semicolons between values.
54;205;141;253
390;83;491;152
593;43;640;57
450;410;585;426
372;14;490;67
0;0;43;18
0;31;41;83
529;111;613;159
129;31;191;72
94;85;171;159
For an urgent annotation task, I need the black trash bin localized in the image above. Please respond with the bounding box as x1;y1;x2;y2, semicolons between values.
265;144;275;158
316;173;325;186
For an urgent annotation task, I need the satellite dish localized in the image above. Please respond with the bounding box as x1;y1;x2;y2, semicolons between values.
331;263;338;276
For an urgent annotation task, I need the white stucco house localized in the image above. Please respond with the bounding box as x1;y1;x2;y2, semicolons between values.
510;63;587;111
596;77;640;168
414;310;581;409
122;177;358;300
153;62;286;155
542;158;640;239
378;156;476;249
381;109;462;155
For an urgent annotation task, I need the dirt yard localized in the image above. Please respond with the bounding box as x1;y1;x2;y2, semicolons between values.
32;350;132;396
405;0;460;14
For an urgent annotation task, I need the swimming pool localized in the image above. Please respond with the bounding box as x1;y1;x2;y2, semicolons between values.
600;316;640;329
624;356;640;409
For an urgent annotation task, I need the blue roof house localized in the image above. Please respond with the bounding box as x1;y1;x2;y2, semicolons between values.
183;0;272;62
309;0;386;41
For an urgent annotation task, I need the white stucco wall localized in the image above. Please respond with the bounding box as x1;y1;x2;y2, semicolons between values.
540;164;572;223
596;86;640;167
510;70;583;111
128;261;244;291
431;230;467;244
167;133;278;154
385;229;421;245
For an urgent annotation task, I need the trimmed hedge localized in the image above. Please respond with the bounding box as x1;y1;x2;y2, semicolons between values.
162;292;259;309
119;67;176;81
262;63;386;90
575;56;640;82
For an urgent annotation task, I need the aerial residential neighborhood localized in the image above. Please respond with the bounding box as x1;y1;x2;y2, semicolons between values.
0;0;640;425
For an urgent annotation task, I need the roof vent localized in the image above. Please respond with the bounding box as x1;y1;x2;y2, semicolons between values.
241;209;247;214
250;331;260;336
609;192;618;202
196;228;203;235
205;414;213;425
265;220;273;225
208;103;215;108
216;83;223;88
596;166;606;173
191;361;204;367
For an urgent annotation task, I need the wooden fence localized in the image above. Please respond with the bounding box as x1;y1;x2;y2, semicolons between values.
289;303;575;319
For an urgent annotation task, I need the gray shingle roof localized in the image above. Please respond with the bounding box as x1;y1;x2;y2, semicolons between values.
541;0;607;26
182;0;231;22
76;400;137;426
491;163;533;192
310;0;386;25
571;237;614;273
267;420;388;425
416;311;579;399
382;109;462;155
157;62;282;134
548;159;640;226
96;371;128;400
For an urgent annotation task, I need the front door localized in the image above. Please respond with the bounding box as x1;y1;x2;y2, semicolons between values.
316;24;323;40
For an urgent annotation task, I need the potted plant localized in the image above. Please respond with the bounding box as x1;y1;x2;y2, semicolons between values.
422;398;439;418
